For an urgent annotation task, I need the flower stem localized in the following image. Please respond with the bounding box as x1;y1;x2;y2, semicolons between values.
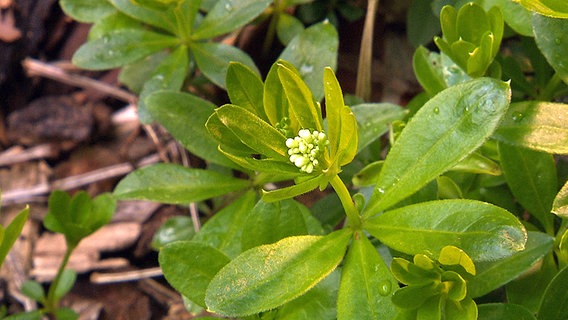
45;243;75;313
330;175;361;229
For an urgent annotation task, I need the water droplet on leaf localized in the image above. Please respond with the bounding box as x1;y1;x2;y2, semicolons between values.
555;38;561;45
300;64;314;76
433;107;440;114
512;112;524;122
378;281;392;296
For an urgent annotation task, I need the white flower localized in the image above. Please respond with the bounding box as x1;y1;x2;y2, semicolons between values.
286;129;328;173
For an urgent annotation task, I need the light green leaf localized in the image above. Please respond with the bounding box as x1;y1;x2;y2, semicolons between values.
72;29;178;70
213;104;288;159
323;67;344;160
518;0;568;18
191;0;271;39
532;13;568;85
53;269;77;302
351;103;407;153
88;11;141;41
263;60;291;128
241;199;309;251
413;46;447;97
493;101;568;154
0;206;28;266
365;78;510;216
151;216;196;250
193;191;257;258
337;232;398;320
468;231;553;298
279;21;339;101
21;280;45;303
277;270;339;320
226;62;266;120
159;241;230;307
499;142;557;232
365;199;527;262
205;229;353;316
262;175;322;202
278;63;323;132
477;303;536;320
146;91;237;168
537;265;568;320
118;50;169;93
108;0;177;33
552;180;568;218
60;0;116;23
482;0;533;36
138;45;189;124
191;41;259;89
113;163;250;204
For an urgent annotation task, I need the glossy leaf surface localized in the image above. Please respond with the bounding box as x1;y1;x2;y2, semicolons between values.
351;103;406;153
109;0;177;32
365;78;510;216
337;232;398;320
113;164;250;204
533;13;568;84
205;229;352;316
365;199;527;262
477;303;536;320
60;0;115;23
537;266;568;320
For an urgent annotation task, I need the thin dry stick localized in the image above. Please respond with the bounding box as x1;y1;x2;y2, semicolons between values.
356;0;379;101
0;144;57;167
90;267;163;284
22;58;137;103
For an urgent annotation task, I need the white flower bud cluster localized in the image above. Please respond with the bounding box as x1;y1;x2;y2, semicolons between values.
285;129;328;174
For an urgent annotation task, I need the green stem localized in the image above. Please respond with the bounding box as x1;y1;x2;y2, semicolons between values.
538;72;562;101
330;175;361;229
45;244;75;313
262;9;279;58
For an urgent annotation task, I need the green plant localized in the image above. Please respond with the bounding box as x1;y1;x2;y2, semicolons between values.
9;191;116;320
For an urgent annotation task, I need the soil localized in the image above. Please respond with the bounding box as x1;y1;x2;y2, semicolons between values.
0;1;420;318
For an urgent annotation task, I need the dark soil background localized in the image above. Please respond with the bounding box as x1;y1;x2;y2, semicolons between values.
0;1;420;318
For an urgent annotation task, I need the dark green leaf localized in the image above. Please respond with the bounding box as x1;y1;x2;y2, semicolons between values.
365;78;510;216
193;191;257;258
468;231;554;298
413;46;447;97
88;11;141;41
276;13;304;45
3;310;44;320
72;29;178;70
406;0;441;47
365;199;527;262
191;41;258;89
493;101;568;154
533;13;568;84
482;0;532;36
113;163;250;204
351;103;407;153
226;62;266;120
60;0;115;23
279;21;339;101
138;45;189;124
499;142;557;232
241;199;309;251
21;280;45;303
337;232;398;320
0;206;28;266
478;303;536;320
159;241;230;307
537;266;568;320
108;0;177;33
205;229;353;316
118;50;169;93
191;0;271;39
53;308;78;320
146;91;237;168
151;216;196;250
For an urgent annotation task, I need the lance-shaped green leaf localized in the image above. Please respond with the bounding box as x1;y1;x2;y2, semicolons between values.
264;60;291;128
218;146;300;175
477;303;536;320
279;21;339;101
537;265;568;320
552;180;568;218
262;175;323;202
191;0;271;40
499;142;557;233
241;199;309;251
493;101;568;154
413;46;447;97
72;29;179;70
113;163;250;204
323;67;344;159
468;231;553;298
337;232;398;320
191;41;259;89
205;229;353;316
213;104;288;159
108;0;177;33
533;13;568;85
60;0;116;23
364;78;510;216
0;206;29;266
193;191;257;258
226;62;266;121
147;90;237;168
518;0;568;18
138;45;189;124
278;63;323;132
365;199;527;262
159;241;230;307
